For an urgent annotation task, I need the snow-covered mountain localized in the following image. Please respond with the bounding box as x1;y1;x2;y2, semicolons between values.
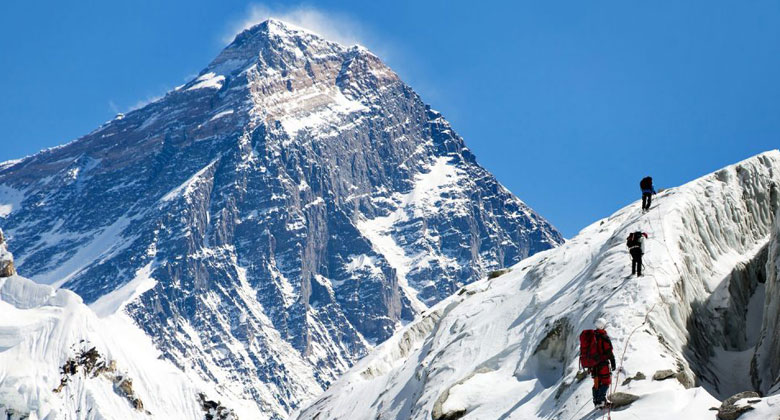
0;19;561;418
0;232;256;419
294;151;780;420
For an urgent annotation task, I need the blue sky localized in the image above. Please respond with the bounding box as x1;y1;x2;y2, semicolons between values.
1;1;779;237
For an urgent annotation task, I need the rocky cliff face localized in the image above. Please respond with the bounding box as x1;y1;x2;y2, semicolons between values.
0;20;561;418
753;205;780;395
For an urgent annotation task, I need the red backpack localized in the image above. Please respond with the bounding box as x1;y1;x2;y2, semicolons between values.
579;329;609;368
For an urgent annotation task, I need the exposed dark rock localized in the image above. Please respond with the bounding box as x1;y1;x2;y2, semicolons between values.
675;371;694;389
653;369;676;381
198;393;238;420
0;260;14;277
432;410;466;420
55;345;149;413
717;391;760;420
609;392;640;408
621;371;645;386
0;228;14;277
487;269;510;279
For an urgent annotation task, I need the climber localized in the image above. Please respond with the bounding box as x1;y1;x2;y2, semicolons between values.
579;318;616;409
626;231;648;277
640;176;656;211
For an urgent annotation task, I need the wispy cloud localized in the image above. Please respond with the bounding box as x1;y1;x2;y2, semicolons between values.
108;100;121;114
129;93;165;112
223;4;366;47
107;90;168;115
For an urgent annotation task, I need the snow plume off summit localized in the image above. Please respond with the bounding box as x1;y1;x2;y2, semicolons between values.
0;19;562;418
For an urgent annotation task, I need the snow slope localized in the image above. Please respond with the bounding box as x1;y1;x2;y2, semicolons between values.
0;273;260;419
294;150;780;420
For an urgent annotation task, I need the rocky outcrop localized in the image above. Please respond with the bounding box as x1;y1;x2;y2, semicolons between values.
0;229;14;277
198;393;238;420
716;391;760;420
652;369;676;381
609;392;640;408
621;371;645;386
54;345;149;414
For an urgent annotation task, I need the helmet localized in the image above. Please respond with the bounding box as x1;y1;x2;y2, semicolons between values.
595;318;607;329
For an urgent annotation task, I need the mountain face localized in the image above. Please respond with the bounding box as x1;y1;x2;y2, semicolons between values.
0;237;224;420
294;151;780;420
0;20;562;418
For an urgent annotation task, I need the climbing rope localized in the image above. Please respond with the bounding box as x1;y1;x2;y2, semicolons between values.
600;196;678;420
574;193;685;420
566;398;595;420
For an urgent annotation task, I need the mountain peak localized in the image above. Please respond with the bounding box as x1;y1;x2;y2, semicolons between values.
241;18;320;41
207;18;350;76
0;14;563;419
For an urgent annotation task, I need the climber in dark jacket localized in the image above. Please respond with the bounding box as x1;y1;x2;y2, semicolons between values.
640;176;656;211
591;318;616;409
627;231;648;277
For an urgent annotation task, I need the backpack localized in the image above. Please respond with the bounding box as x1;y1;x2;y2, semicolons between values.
579;330;610;368
626;232;642;248
640;177;653;190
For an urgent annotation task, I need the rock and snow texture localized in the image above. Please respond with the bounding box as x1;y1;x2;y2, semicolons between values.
753;204;780;395
0;19;561;418
294;151;780;420
0;229;14;277
0;274;256;419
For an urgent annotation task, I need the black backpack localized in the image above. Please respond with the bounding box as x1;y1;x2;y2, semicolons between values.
626;232;642;248
640;177;653;190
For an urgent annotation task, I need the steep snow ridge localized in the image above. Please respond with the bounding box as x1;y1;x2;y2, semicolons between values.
160;158;220;203
0;274;259;419
295;150;780;420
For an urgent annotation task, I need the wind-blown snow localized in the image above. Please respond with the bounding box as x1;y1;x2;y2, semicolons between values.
295;150;780;420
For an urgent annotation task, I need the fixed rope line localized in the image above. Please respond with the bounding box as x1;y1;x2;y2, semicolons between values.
566;398;595;420
600;199;673;420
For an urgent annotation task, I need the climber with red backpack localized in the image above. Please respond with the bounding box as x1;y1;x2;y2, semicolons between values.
579;318;616;409
626;231;648;277
640;176;656;212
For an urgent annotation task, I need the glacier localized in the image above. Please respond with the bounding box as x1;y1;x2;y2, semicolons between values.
294;150;780;420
